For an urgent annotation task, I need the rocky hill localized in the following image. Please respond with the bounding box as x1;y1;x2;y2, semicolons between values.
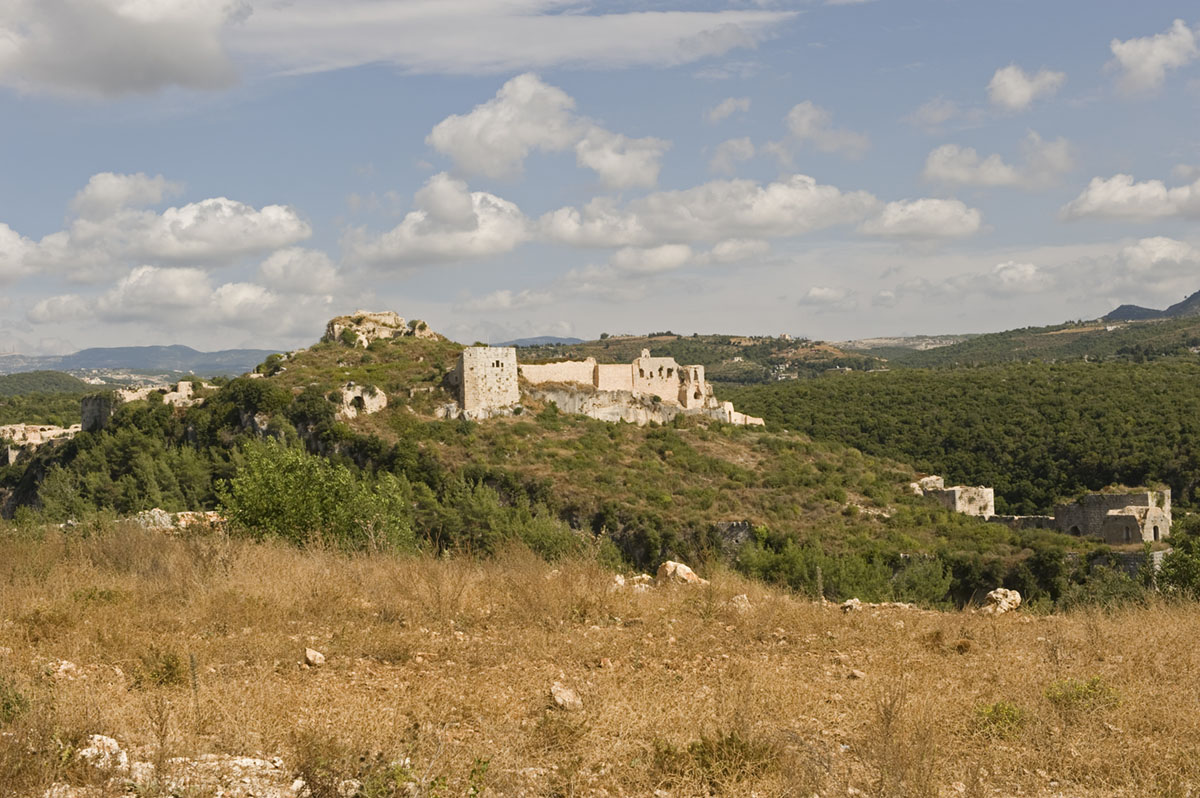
1104;288;1200;322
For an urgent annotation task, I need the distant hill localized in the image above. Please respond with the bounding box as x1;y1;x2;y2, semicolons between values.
497;336;585;347
856;316;1200;368
1105;289;1200;322
0;371;90;397
0;346;280;376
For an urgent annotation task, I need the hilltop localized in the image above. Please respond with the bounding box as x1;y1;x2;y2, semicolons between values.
847;315;1200;367
0;345;279;378
1104;288;1200;322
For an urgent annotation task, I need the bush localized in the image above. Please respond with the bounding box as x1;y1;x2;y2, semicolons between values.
1045;677;1119;714
219;440;416;552
0;674;28;724
975;701;1024;738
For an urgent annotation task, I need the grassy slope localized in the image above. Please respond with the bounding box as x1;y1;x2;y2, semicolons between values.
0;525;1195;797
254;336;1090;574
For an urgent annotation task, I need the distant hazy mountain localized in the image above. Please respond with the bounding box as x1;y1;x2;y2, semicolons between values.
1105;289;1200;322
497;336;585;347
0;345;279;376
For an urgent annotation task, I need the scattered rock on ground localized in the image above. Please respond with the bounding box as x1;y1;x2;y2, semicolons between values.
304;648;326;667
981;588;1021;615
840;598;862;613
551;681;583;711
656;560;709;586
729;594;752;611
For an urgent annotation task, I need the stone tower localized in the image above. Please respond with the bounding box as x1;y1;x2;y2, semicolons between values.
457;347;519;419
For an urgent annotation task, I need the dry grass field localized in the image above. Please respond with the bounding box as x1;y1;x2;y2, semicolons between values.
2;524;1199;797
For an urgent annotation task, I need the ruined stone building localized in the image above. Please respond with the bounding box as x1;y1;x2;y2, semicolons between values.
451;347;764;426
909;476;994;518
1;423;81;465
989;489;1171;545
454;346;520;420
322;310;437;348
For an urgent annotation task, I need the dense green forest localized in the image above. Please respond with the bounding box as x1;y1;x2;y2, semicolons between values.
727;359;1200;514
864;317;1200;368
0;371;89;396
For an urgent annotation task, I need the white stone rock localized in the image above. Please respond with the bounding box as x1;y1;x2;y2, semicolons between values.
980;588;1021;615
729;594;752;611
78;734;128;771
304;648;326;667
655;560;709;586
840;598;863;613
551;681;583;711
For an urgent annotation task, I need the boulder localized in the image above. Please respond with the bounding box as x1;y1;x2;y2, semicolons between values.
78;735;129;771
729;594;752;612
840;598;863;613
655;561;709;586
135;508;174;530
980;588;1021;615
304;648;326;667
550;681;583;711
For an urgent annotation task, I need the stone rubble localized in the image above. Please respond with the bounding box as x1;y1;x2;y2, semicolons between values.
980;587;1022;615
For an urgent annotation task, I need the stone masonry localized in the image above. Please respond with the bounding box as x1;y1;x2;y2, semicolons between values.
323;310;437;348
456;347;520;420
455;346;764;427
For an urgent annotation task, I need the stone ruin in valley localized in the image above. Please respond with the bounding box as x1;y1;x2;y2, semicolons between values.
448;345;765;426
914;474;1171;546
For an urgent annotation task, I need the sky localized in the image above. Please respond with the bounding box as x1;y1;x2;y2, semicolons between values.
1;1;1200;353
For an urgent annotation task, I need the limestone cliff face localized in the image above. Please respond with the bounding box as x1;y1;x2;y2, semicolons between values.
322;311;439;348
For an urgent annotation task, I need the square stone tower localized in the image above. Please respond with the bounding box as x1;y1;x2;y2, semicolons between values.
458;347;519;418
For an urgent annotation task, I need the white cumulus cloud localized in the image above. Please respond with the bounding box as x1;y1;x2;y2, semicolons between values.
1120;236;1200;271
1061;173;1200;220
706;96;750;123
347;172;530;266
922;132;1073;189
1109;19;1198;94
860;199;983;240
70;172;183;220
259;248;339;294
459;288;554;312
541;173;879;247
770;100;870;161
2;173;311;281
0;0;246;97
987;65;1066;111
709;137;756;175
426;73;670;188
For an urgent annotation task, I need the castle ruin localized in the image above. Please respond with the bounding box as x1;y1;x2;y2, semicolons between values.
451;347;764;426
323;310;437;348
991;489;1171;545
917;474;1172;545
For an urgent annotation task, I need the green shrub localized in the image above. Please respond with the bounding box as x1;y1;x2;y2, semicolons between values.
0;674;28;724
219;440;416;552
975;701;1024;738
1045;677;1119;714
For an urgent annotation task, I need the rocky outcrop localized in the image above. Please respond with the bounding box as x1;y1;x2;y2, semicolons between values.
336;382;388;420
323;310;438;348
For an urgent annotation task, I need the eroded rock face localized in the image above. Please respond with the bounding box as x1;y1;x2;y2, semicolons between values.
323;311;439;348
981;588;1021;615
336;383;388;420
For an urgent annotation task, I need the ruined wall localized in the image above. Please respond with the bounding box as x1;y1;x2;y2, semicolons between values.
1053;490;1170;537
458;347;519;419
632;350;683;405
528;387;681;426
714;402;765;427
679;365;714;410
520;358;597;386
595;363;634;393
1098;506;1170;545
927;486;995;518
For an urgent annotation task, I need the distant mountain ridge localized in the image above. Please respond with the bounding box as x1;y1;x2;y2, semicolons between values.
0;345;280;376
497;336;585;347
1105;289;1200;322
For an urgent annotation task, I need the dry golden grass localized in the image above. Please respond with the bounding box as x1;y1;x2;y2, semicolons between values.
3;524;1200;797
